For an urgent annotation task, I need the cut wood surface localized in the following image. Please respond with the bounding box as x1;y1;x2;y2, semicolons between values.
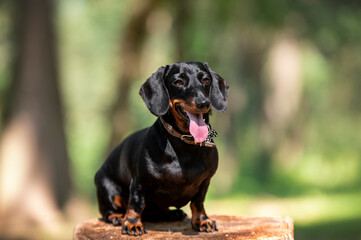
74;215;294;240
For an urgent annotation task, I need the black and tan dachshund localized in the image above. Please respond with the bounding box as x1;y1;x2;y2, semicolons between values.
94;61;229;236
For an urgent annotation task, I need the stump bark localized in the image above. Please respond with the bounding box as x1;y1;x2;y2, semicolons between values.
74;215;294;240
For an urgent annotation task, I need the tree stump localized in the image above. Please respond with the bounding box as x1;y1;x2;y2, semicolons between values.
74;215;294;239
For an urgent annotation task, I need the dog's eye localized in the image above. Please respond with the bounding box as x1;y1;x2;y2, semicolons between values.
202;78;211;85
173;79;184;86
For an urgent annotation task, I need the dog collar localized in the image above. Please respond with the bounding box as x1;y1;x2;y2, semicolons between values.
159;117;217;148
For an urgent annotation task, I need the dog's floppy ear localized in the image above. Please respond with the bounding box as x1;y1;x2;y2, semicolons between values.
204;62;229;112
139;65;170;116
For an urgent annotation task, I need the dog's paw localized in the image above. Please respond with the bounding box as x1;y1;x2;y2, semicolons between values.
192;217;218;233
106;213;123;226
122;218;147;236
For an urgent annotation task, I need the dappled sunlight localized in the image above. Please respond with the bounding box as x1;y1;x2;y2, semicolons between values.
296;153;360;189
0;114;35;214
0;114;65;239
264;36;302;132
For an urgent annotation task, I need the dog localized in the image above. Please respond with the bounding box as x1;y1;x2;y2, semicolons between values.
94;61;229;236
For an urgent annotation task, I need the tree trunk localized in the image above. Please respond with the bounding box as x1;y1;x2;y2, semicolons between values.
74;215;294;240
0;0;70;235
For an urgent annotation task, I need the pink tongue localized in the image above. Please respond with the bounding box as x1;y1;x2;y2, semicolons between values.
186;112;208;143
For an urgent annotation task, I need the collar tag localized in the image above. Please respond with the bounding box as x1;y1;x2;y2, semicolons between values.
205;125;218;143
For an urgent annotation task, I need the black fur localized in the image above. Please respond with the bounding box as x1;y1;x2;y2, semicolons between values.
95;61;229;236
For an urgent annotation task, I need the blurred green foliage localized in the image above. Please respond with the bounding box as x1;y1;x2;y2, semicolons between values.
1;0;361;239
57;0;129;198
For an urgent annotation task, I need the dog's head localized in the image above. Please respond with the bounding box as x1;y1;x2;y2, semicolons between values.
139;61;229;143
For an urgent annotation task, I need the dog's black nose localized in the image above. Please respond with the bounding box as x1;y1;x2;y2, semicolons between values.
197;101;210;110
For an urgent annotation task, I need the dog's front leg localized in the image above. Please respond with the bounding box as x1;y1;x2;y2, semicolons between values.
190;179;218;232
122;177;147;236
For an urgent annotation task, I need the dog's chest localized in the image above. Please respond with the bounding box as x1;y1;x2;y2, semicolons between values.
159;157;205;185
147;159;207;205
150;155;207;184
142;141;217;207
145;143;215;190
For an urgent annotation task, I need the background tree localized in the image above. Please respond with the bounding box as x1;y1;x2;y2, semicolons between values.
0;0;70;236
